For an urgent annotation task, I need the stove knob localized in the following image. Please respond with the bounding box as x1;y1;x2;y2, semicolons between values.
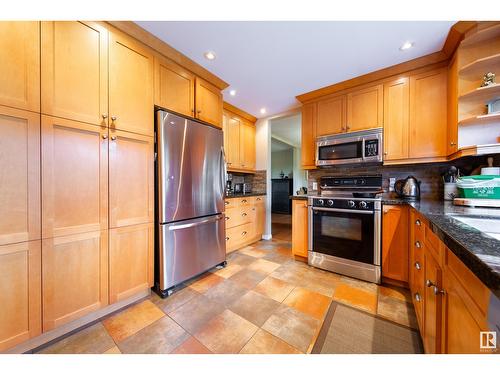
348;200;355;208
318;199;324;206
327;199;334;206
359;201;367;209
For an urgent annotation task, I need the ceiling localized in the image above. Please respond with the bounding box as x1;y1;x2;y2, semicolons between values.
271;114;301;148
136;21;455;117
271;138;293;152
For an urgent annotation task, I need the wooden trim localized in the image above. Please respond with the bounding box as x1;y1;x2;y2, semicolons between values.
223;102;257;123
442;21;477;57
383;156;449;165
106;21;228;90
382;277;409;289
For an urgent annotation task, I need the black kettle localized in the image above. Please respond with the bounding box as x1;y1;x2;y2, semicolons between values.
394;176;421;200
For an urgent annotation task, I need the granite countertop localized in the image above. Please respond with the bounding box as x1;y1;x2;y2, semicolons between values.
290;195;308;200
382;197;500;298
225;192;266;198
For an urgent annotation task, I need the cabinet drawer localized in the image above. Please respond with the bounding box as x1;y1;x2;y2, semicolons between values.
412;285;424;331
225;196;255;209
225;223;253;252
225;206;252;229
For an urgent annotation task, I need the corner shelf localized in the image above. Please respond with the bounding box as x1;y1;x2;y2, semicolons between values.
459;53;500;80
458;84;500;105
460;24;500;47
458;112;500;126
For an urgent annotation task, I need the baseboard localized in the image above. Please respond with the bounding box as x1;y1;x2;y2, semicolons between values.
262;234;272;240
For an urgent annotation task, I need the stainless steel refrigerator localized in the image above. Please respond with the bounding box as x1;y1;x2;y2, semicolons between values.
155;110;226;298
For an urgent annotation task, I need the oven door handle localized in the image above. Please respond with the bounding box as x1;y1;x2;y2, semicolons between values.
311;207;374;215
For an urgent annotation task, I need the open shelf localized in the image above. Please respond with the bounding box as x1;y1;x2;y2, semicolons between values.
458;112;500;126
458;84;500;105
461;24;500;47
459;53;500;80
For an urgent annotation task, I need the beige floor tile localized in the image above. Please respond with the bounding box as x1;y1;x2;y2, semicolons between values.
379;284;412;303
339;275;379;293
229;290;281;327
333;283;378;314
212;263;244;279
254;276;295;302
168;294;225;335
103;346;121;354
37;323;115;354
229;268;268;289
247;258;281;274
377;294;418;329
152;286;200;314
240;329;302;354
189;273;224;294
238;248;268;258
203;279;248;307
117;316;189;354
283;287;331;320
227;253;258;267
194;310;258;354
102;300;165;342
262;305;320;353
171;336;212;354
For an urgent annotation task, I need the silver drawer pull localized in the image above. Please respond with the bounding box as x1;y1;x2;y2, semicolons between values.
426;279;436;288
434;287;445;295
414;261;421;270
225;237;229;241
242;199;247;203
414;292;421;302
225;201;230;205
415;219;421;226
256;197;261;201
415;240;421;248
225;217;229;221
242;231;247;235
242;213;247;217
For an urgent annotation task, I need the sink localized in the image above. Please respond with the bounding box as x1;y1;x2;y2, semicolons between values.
450;216;500;241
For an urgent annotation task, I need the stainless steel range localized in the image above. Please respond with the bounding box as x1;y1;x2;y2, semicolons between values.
308;175;382;284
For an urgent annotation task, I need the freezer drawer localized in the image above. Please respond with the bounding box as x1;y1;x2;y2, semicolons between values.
157;214;226;293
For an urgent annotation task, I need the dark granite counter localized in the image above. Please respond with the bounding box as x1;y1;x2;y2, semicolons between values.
290;195;308;200
225;192;266;198
382;197;500;298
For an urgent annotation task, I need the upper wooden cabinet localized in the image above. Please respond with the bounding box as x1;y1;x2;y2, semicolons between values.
0;21;40;113
301;102;317;169
222;106;256;173
154;55;195;117
383;78;409;161
41;116;108;239
0;241;41;352
41;22;109;127
409;68;448;159
109;30;154;136
223;115;240;168
0;106;40;246
240;120;256;170
381;205;409;282
316;95;345;136
347;84;383;132
195;78;223;128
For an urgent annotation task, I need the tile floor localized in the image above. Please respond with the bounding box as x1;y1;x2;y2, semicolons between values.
36;238;419;354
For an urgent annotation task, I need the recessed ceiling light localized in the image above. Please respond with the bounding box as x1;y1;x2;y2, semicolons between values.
260;108;267;115
204;51;216;60
400;41;414;51
229;89;236;96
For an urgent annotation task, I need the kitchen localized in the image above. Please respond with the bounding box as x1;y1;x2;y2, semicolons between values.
1;3;500;370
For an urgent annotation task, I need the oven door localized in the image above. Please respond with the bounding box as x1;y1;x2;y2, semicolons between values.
310;207;379;265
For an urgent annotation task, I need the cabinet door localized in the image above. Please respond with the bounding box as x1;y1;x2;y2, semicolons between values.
0;107;40;246
0;21;40;112
41;116;108;238
423;250;442;353
154;55;195;117
195;77;223;128
223;113;241;169
41;21;108;127
383;78;409;161
0;241;41;352
347;84;383;132
109;223;153;304
254;196;266;237
382;205;409;282
447;57;459;155
42;231;108;331
409;68;447;158
316;95;345;136
240;120;256;170
292;200;308;258
109;130;154;228
109;30;154;136
301;103;317;168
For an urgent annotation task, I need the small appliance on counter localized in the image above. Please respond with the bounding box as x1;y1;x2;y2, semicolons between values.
394;176;421;200
453;173;500;208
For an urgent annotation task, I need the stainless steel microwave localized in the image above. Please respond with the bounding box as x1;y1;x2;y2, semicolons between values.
316;128;383;166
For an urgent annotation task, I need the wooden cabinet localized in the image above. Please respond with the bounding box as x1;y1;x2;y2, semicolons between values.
195;77;223;128
301;102;317;169
222;108;256;172
409;68;448;159
109;130;154;228
0;21;40;112
447;56;459;155
41;116;108;238
154;55;195;117
383;78;409;161
240;120;256;170
316;95;345;136
381;205;409;282
0;106;40;246
223;114;241;168
41;21;108;127
109;29;154;136
291;199;308;258
42;231;108;331
347;84;383;132
254;196;266;238
423;247;443;354
0;241;41;351
109;223;153;304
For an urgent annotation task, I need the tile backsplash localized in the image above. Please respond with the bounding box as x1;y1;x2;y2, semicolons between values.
307;155;500;200
228;170;267;194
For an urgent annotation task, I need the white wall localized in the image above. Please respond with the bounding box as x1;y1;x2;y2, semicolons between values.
292;147;307;194
271;149;293;178
255;118;272;240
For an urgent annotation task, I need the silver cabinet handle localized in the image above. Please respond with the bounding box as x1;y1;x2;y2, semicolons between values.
197;110;201;114
414;292;421;302
450;141;456;146
256;197;261;201
414;261;421;270
111;116;117;121
415;219;421;226
415;240;421;248
426;279;436;288
225;236;229;241
169;215;223;231
434;287;445;295
225;216;229;221
242;231;247;235
242;199;247;203
102;134;108;140
102;114;108;119
110;136;117;141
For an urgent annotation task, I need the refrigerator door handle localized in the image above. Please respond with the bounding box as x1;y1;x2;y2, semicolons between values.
168;214;224;231
221;146;227;194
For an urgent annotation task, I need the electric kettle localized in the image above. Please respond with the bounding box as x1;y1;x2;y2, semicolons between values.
394;176;421;200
